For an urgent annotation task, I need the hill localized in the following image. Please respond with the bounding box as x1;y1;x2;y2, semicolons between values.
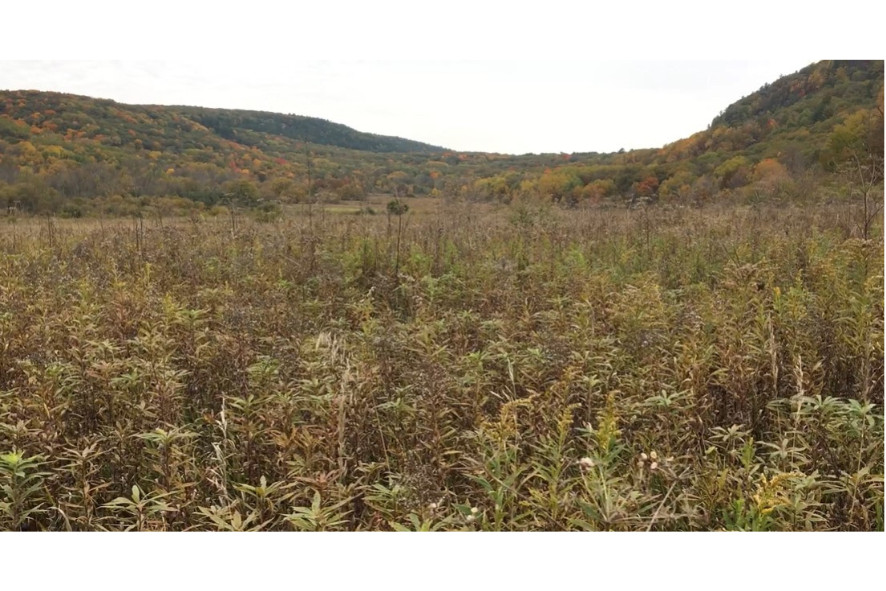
176;106;443;153
0;90;444;154
661;60;883;179
0;60;882;216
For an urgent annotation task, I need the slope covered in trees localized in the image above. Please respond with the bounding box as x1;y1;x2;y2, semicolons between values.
0;91;444;154
0;60;882;216
177;107;442;153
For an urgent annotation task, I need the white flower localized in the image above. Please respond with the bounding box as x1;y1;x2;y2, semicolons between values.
650;462;659;471
640;452;649;461
650;451;658;461
579;457;595;470
429;503;438;510
466;514;476;523
470;507;479;515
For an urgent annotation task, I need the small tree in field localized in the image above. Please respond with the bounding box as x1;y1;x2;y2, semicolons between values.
842;153;884;241
387;199;409;277
826;97;884;240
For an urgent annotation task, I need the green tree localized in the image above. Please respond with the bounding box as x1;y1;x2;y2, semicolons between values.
224;179;260;206
714;156;751;189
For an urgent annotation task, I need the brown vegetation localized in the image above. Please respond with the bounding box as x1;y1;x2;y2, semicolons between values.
0;201;882;530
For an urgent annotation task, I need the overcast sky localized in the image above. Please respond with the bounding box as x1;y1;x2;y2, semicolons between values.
0;60;821;154
0;2;879;155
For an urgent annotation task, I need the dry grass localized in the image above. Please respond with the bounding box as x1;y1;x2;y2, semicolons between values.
0;201;882;530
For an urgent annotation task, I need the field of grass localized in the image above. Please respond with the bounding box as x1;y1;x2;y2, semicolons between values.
285;194;477;217
0;200;882;531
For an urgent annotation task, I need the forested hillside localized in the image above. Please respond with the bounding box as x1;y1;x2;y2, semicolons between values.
0;60;882;216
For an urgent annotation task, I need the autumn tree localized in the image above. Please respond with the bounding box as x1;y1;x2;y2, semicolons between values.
714;156;751;190
577;178;616;204
825;91;884;240
0;172;60;213
658;169;695;202
473;175;512;202
387;199;409;277
820;103;884;175
752;158;791;195
536;168;581;204
223;179;260;206
843;153;884;240
632;176;659;199
690;174;717;206
269;177;298;202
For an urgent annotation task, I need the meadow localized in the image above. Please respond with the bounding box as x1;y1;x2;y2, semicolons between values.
0;198;882;531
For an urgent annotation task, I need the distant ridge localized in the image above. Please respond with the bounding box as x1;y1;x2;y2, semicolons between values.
0;61;882;214
0;90;445;154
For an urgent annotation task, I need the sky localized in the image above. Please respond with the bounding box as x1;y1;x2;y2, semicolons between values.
1;1;880;155
0;59;820;154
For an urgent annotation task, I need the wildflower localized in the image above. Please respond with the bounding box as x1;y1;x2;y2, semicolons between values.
650;451;658;461
650;462;658;471
466;514;476;523
640;452;648;461
579;457;595;470
470;507;479;515
429;502;438;511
